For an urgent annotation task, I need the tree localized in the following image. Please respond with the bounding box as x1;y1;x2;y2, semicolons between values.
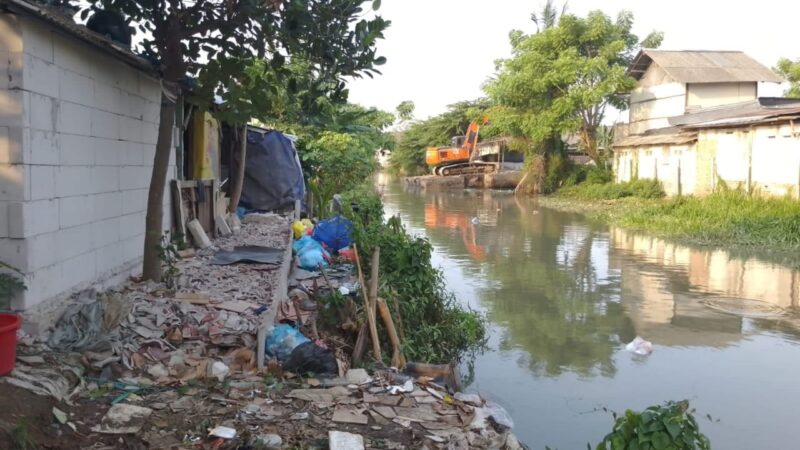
486;11;662;173
775;58;800;98
394;100;415;129
530;0;568;32
69;0;390;281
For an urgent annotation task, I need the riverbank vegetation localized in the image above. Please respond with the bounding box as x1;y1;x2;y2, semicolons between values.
341;186;487;364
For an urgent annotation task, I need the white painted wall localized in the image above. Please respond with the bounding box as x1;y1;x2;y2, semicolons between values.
0;14;175;309
629;65;687;135
686;82;756;111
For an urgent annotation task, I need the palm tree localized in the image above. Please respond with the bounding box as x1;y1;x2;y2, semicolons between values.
530;0;568;32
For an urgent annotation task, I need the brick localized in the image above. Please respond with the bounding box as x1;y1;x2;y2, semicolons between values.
59;69;94;106
0;16;23;53
139;77;161;103
142;99;160;124
28;92;57;132
57;101;92;136
0;164;27;201
54;38;94;78
26;231;57;271
121;141;143;165
24;263;62;308
93;137;122;166
30;165;56;200
55;166;93;197
142;143;157;166
91;109;119;139
59;195;94;228
92;166;119;193
0;201;8;237
28;129;59;165
122;92;145;120
57;223;93;260
119;211;145;239
9;199;59;238
94;82;122;114
91;217;120;248
22;20;54;63
120;116;144;143
59;134;95;165
141;121;159;145
0;89;25;128
0;238;27;271
122;188;147;215
120;166;151;190
93;191;122;221
95;242;124;274
1;51;23;91
61;251;96;292
22;54;59;98
103;61;140;95
0;126;24;164
121;233;143;263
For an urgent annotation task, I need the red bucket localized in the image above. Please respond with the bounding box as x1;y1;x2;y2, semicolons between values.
0;313;21;376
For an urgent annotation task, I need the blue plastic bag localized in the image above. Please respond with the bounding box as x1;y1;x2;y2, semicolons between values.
265;324;310;361
312;215;354;252
293;235;330;270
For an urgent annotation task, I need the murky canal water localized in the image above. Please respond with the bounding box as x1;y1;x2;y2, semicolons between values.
377;175;800;449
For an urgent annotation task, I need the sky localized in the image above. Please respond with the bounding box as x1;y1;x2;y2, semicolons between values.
347;0;799;122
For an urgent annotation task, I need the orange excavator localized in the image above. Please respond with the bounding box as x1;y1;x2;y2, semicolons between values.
425;119;498;176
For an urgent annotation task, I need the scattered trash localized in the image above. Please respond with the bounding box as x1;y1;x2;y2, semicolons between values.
345;368;372;385
454;392;484;406
52;406;68;424
283;341;338;375
211;245;284;265
265;324;310;361
312;215;354;251
329;430;365;450
294;236;330;270
187;219;213;249
209;425;237;439
91;404;153;434
387;379;414;395
484;401;515;431
290;411;309;420
210;361;230;381
625;336;654;356
17;355;45;365
252;433;283;448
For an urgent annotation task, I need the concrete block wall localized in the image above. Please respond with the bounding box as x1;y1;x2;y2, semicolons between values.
0;14;175;309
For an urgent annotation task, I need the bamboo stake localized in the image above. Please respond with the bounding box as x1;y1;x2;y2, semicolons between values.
354;244;381;362
228;125;247;213
368;247;380;314
318;263;333;290
377;297;406;368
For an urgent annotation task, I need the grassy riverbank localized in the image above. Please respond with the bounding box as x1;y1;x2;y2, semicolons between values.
542;182;800;251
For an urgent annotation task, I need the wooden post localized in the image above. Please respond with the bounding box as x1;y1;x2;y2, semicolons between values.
354;244;381;362
228;125;247;214
377;297;406;368
369;247;380;313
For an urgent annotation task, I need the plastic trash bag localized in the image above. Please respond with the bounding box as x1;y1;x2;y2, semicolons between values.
484;401;514;431
293;236;330;270
625;336;654;355
282;341;338;375
265;324;310;362
312;215;353;252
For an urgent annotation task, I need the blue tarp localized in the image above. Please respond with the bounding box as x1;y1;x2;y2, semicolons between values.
240;129;305;211
312;215;353;252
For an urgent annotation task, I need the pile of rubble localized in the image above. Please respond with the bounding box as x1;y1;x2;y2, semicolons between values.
2;212;524;449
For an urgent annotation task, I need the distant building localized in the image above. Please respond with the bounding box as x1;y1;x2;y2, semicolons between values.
614;50;800;198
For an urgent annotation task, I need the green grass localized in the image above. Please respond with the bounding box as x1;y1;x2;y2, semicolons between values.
543;189;800;251
557;179;665;200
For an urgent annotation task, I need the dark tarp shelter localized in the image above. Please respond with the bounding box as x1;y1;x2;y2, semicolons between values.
240;128;305;211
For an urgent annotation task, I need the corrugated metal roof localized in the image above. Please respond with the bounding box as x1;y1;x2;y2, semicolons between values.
614;127;698;148
670;98;800;129
2;0;159;77
629;50;783;84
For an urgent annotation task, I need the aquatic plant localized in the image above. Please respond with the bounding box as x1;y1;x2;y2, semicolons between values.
597;400;710;450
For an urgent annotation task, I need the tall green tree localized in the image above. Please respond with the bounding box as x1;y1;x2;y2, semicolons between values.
486;10;662;179
530;0;568;32
775;58;800;98
69;0;389;281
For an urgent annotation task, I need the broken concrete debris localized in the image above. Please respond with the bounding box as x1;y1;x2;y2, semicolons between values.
3;213;522;449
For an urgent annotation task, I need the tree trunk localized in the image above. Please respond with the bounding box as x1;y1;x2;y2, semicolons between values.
142;92;178;282
579;126;600;164
228;125;247;214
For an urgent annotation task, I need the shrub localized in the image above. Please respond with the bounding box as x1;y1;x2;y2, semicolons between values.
597;400;710;450
557;179;665;200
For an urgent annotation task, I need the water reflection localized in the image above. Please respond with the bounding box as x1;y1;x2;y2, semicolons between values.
379;176;800;448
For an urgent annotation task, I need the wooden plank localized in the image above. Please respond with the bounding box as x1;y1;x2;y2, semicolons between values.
173;292;211;305
171;180;187;239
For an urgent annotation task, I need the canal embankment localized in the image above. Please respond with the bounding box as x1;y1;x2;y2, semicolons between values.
403;170;523;191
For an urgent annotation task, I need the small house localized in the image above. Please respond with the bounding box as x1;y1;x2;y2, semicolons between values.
614;50;800;198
